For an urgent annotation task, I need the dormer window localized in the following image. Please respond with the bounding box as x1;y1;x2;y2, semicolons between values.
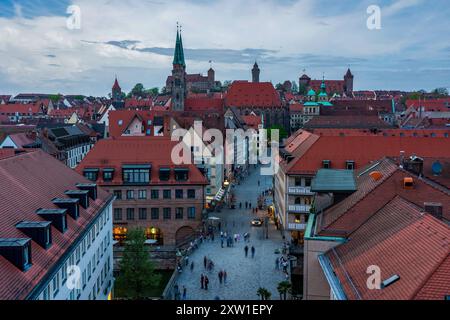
65;190;89;209
322;160;331;169
83;168;99;182
174;168;189;181
16;221;52;249
346;160;355;170
103;169;114;182
52;198;80;220
159;168;171;181
0;238;32;271
76;183;98;200
37;208;67;233
123;164;151;185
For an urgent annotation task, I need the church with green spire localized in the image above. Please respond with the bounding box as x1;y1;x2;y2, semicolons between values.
171;26;187;111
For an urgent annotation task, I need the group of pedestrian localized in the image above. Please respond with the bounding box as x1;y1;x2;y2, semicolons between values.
244;245;256;258
251;207;258;214
217;270;228;284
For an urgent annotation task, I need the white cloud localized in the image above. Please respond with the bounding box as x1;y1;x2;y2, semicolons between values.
0;0;448;95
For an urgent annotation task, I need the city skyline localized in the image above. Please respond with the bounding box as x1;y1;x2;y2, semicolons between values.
0;0;449;96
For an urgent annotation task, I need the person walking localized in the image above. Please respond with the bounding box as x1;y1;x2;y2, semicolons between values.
251;246;255;258
182;286;187;300
218;270;223;284
204;276;209;290
190;261;194;272
275;257;280;270
244;245;249;257
204;256;207;269
221;238;224;248
258;180;260;186
245;201;248;209
201;274;204;289
223;270;227;284
185;255;189;267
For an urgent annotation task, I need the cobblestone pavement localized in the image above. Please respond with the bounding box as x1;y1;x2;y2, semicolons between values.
175;166;286;300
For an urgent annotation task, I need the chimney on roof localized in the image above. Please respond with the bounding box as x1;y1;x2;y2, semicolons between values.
65;190;90;209
403;155;424;177
76;183;98;200
424;202;443;220
0;238;32;271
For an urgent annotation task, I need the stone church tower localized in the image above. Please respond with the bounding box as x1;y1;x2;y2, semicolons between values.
171;27;187;111
252;62;260;83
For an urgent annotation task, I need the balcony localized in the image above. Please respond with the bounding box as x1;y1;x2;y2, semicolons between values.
288;204;311;213
288;223;307;230
288;186;314;195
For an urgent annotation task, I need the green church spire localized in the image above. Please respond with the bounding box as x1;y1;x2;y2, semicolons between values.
173;25;185;67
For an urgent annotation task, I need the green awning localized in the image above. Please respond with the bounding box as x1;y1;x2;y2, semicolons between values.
311;169;357;193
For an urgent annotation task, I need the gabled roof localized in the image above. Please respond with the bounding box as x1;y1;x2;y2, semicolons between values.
0;150;113;300
323;196;450;300
225;81;281;108
317;158;450;235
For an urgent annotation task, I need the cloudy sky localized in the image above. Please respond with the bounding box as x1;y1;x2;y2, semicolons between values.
0;0;449;96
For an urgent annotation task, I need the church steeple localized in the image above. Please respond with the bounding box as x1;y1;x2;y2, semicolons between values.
173;25;185;67
171;24;187;111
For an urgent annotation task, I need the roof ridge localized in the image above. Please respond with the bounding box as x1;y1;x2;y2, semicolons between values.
346;194;418;238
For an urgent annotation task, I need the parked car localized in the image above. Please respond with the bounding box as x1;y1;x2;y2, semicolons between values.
251;218;263;227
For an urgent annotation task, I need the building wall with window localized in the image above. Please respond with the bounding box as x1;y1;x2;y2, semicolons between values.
76;137;209;247
36;204;114;300
105;184;205;246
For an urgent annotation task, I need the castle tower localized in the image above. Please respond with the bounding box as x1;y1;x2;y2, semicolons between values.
112;76;122;101
171;26;187;111
344;68;354;96
252;62;260;83
208;67;215;88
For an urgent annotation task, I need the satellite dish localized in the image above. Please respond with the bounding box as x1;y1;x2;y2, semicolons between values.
431;161;443;176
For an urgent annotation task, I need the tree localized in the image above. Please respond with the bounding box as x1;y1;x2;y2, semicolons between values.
277;281;292;300
257;287;272;300
145;87;159;96
432;87;449;96
128;83;145;98
275;83;284;91
115;228;161;299
222;80;233;90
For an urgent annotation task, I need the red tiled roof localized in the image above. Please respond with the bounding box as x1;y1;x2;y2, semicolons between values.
406;98;450;112
0;150;113;300
325;196;450;300
283;134;450;175
310;80;344;94
318;158;450;234
184;97;224;112
76;137;209;186
225;81;281;108
125;98;153;109
0;103;42;115
8;132;35;148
